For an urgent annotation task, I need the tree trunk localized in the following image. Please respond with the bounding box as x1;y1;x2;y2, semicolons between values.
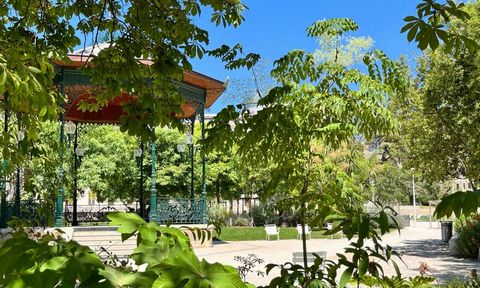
300;180;308;271
216;181;221;204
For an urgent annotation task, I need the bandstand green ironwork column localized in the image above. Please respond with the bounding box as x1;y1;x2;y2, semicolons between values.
189;116;195;199
149;139;158;222
0;93;9;228
55;68;65;227
139;142;145;219
200;104;207;224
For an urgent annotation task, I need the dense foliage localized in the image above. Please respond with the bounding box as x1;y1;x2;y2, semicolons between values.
0;1;477;287
19;123;248;204
396;1;480;219
373;163;446;205
208;17;402;198
454;214;480;259
0;0;259;176
0;213;251;287
205;18;431;286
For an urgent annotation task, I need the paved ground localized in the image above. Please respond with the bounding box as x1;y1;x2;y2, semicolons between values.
195;222;480;286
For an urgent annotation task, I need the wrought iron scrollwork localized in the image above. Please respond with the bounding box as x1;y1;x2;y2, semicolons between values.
157;198;203;224
64;205;133;225
2;199;54;227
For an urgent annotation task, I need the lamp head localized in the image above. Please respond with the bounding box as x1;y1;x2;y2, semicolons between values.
65;121;76;136
133;147;143;158
177;143;186;153
184;133;193;145
75;145;85;157
17;130;25;142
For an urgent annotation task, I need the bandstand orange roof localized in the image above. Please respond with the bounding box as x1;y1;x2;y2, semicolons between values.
53;54;225;124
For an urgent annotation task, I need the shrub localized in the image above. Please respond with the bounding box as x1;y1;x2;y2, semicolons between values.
251;203;279;226
441;277;479;287
251;205;266;226
208;203;231;225
454;214;480;259
232;216;251;227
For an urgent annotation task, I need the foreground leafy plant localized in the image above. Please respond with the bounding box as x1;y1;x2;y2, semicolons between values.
0;228;104;287
0;212;252;287
358;275;435;288
402;0;475;52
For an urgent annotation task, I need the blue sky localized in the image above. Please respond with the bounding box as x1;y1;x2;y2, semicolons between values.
190;0;422;113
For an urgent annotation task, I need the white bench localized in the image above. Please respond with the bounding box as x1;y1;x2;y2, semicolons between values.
292;251;327;266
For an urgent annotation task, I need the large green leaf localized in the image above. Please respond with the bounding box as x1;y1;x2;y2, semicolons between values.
108;212;146;241
435;191;480;218
152;252;248;288
339;267;353;288
378;211;390;234
358;256;369;277
401;0;475;51
39;256;69;272
131;238;184;267
99;266;154;288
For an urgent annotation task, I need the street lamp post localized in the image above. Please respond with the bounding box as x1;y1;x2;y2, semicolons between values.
65;121;76;142
73;144;85;226
185;133;194;200
134;144;145;219
65;121;86;226
411;168;416;227
176;143;186;153
177;133;195;200
14;129;25;216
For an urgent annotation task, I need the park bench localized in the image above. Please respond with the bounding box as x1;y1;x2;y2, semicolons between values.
292;251;327;266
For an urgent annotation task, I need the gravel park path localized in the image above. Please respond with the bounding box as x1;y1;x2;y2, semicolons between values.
195;222;480;286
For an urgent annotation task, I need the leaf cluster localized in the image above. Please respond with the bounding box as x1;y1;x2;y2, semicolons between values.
394;2;480;189
0;212;252;287
0;0;259;156
401;0;476;52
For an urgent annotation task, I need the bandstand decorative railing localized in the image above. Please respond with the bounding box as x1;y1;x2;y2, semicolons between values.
157;198;204;224
3;199;54;227
1;197;207;226
64;204;133;225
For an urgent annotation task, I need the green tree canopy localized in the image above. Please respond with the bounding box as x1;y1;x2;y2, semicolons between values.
208;18;402;177
393;2;480;219
395;2;480;189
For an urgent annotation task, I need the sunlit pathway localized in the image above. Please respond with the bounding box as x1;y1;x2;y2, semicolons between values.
195;222;480;286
